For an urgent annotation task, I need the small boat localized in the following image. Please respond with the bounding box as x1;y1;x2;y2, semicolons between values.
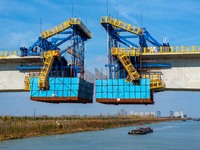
193;118;200;121
128;126;153;135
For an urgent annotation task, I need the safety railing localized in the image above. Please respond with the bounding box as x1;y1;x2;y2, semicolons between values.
0;50;21;58
150;79;165;90
41;18;92;39
143;46;200;54
70;18;92;38
41;20;71;39
24;75;30;90
24;73;40;91
112;47;141;56
101;16;144;35
142;74;165;90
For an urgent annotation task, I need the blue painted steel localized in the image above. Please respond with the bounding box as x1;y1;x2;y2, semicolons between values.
101;19;166;80
143;30;162;47
122;35;139;39
20;47;28;57
113;33;139;47
21;37;57;56
30;77;94;101
96;78;150;99
27;38;42;54
51;35;73;48
18;19;91;79
142;63;171;68
17;65;41;70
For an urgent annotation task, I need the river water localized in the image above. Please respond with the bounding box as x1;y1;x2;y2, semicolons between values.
0;120;200;150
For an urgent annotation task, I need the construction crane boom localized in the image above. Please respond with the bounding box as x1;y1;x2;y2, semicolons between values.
101;16;144;35
41;18;92;39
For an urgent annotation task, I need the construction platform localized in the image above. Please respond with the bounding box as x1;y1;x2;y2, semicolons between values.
96;78;154;105
30;77;94;103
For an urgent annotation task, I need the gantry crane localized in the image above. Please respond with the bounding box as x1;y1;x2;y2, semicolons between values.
96;16;170;105
19;18;93;103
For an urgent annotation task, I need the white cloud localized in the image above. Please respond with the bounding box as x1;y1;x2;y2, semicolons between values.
0;31;37;50
109;0;140;25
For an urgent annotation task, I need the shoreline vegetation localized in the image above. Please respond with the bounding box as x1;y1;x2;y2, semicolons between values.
0;115;183;141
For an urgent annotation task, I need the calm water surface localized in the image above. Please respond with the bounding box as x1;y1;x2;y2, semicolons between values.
0;120;200;150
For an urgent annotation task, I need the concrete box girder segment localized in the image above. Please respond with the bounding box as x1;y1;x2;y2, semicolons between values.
0;56;42;92
142;53;200;91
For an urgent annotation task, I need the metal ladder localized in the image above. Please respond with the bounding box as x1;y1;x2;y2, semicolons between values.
38;50;60;90
116;50;140;82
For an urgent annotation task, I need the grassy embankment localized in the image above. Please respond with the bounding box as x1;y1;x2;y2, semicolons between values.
0;115;180;141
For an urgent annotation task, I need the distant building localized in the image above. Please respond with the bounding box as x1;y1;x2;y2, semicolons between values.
130;111;133;115
139;112;144;116
150;112;156;116
156;111;161;118
174;112;180;118
170;111;174;118
169;110;186;118
180;111;184;118
132;111;156;117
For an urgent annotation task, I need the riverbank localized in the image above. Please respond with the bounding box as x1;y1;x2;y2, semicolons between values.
0;115;182;141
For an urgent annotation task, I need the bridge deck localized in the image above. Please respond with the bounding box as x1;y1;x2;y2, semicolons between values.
0;49;200;92
0;56;42;63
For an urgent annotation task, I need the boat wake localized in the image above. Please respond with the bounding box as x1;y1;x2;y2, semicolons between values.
154;125;176;131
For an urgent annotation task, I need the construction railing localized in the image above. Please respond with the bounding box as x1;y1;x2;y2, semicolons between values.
142;74;165;90
112;46;200;55
0;50;21;58
24;73;40;91
41;18;92;39
143;46;200;54
70;18;92;38
101;16;144;35
41;20;71;39
24;75;30;90
112;47;141;56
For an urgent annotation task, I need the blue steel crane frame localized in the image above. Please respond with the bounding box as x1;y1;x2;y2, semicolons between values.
100;16;167;79
19;18;91;77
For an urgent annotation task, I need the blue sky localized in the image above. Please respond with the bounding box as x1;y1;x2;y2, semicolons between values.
0;0;200;117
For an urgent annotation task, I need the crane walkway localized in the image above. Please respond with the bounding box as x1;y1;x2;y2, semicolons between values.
101;16;144;35
143;46;200;55
112;47;140;56
142;74;165;91
41;18;92;39
38;50;60;90
111;46;200;57
150;79;165;91
113;50;140;82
